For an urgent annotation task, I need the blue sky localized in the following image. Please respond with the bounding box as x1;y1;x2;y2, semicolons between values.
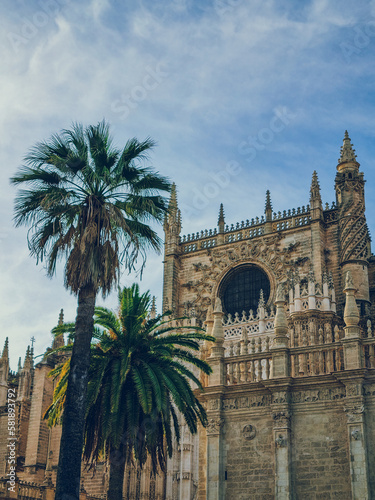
1;0;375;368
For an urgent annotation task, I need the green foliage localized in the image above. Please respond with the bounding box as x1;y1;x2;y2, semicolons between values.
46;284;214;473
11;121;171;295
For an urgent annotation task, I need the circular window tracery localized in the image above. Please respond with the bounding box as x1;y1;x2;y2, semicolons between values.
220;265;271;316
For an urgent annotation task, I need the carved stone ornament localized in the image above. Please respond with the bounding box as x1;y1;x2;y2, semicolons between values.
339;199;370;261
272;391;288;404
206;418;225;435
242;424;256;440
222;394;271;410
351;429;361;441
275;434;287;448
208;399;219;411
346;383;362;397
344;404;365;423
187;235;288;317
272;411;291;428
291;387;346;403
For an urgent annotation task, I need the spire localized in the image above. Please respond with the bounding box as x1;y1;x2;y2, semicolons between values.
53;309;65;349
164;182;181;240
265;190;272;213
310;171;321;201
1;338;8;360
338;131;359;168
264;190;273;232
273;284;288;349
218;203;225;233
150;296;157;319
258;289;265;308
23;346;31;370
168;182;178;215
58;309;64;326
18;357;22;374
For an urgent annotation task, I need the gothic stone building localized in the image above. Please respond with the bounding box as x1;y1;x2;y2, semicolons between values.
1;132;375;499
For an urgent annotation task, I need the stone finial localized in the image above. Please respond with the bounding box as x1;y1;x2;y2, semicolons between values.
23;346;31;370
265;190;272;211
258;289;265;308
164;183;181;237
58;309;64;326
274;284;288;344
17;357;22;374
345;270;354;289
53;310;65;350
214;296;223;314
218;203;225;227
276;283;285;303
168;182;178;214
338;131;359;166
150;296;157;319
264;190;273;223
205;304;214;324
310;170;321;201
211;297;224;342
343;271;360;336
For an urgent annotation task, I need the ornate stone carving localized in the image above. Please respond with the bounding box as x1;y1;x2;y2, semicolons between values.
222;394;271;410
344;404;365;423
206;418;225;435
291;387;345;403
346;382;362;397
208;398;219;411
351;429;361;441
275;434;287;447
186;235;291;317
339;199;370;262
272;411;291;427
272;391;288;404
242;424;256;440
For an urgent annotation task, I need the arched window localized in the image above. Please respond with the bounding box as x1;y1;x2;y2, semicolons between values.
220;265;271;316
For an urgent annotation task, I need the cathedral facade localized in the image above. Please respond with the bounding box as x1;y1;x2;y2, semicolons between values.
1;132;375;499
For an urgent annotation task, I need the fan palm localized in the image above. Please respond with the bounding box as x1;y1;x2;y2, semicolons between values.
11;121;171;500
46;284;214;499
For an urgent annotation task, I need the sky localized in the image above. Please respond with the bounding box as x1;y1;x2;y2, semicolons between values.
1;0;375;369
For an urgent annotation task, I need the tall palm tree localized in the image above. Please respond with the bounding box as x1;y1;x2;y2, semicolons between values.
46;284;214;499
11;122;171;500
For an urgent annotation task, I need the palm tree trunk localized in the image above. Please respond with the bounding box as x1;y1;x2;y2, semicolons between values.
108;443;126;499
55;284;96;500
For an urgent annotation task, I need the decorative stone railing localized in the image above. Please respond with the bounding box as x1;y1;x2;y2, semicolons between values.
0;479;43;499
289;324;342;348
225;352;272;385
363;338;375;368
223;308;275;340
224;226;264;243
324;208;338;223
179;201;338;253
290;344;344;377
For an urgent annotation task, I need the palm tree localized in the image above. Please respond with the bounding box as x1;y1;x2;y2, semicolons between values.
11;122;171;500
46;284;214;499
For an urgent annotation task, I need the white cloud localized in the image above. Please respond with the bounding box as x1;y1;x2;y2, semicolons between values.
1;0;375;367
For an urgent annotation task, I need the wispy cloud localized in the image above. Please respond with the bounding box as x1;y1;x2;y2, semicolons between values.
2;0;375;367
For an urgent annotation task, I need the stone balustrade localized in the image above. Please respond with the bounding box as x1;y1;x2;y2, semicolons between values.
363;338;375;368
290;344;344;377
179;202;337;253
225;352;272;385
223;307;275;340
